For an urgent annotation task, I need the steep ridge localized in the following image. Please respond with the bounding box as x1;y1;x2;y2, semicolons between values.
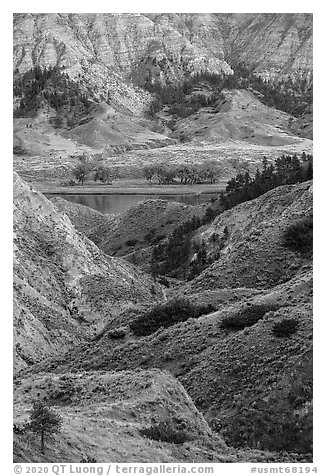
13;173;163;372
185;180;312;291
221;13;313;78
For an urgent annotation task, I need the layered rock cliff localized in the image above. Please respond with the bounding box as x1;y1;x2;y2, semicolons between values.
13;13;313;113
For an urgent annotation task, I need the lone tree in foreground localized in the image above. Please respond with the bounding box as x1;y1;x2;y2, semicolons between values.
28;399;62;454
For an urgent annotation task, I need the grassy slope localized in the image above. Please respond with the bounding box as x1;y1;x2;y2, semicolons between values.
13;369;235;463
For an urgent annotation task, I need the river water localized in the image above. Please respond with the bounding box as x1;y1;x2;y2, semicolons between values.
49;193;218;214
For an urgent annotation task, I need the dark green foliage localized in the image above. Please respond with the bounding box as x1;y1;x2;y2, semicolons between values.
27;399;62;454
282;216;313;256
144;63;312;120
222;404;312;454
93;165;112;184
13;145;27;155
220;304;279;331
150;215;199;278
221;154;312;211
72;163;89;184
139;421;190;444
221;353;313;454
272;318;300;338
144;73;225;119
13;66;102;126
130;298;215;336
151;154;312;280
80;456;97;463
142;160;221;186
125;238;138;247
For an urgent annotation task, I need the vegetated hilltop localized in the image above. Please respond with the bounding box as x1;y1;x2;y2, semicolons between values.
185;180;312;292
172;89;304;146
23;180;313;460
13;173;163;372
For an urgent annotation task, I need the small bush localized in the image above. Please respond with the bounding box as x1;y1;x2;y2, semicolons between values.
144;229;155;243
13;145;27;155
13;423;28;435
283;216;313;255
152;234;166;244
220;304;279;331
80;456;97;463
130;298;215;336
139;421;189;444
125;239;138;247
272;318;299;338
107;327;127;340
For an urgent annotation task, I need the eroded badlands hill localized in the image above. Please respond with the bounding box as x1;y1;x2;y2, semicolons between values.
14;14;312;90
13;173;162;372
22;181;313;458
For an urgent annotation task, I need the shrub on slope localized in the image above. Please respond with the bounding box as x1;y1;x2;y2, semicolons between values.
130;298;215;336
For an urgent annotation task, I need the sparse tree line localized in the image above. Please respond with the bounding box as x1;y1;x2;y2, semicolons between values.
220;152;313;210
150;152;313;280
67;154;115;186
143;160;222;185
13;66;111;127
144;63;312;119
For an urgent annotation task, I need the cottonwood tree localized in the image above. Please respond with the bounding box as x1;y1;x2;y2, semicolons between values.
72;163;89;184
28;399;62;454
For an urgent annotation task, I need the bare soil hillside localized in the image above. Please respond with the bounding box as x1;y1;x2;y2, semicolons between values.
13;173;163;372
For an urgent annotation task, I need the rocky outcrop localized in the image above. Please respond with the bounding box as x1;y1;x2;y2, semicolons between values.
221;13;313;78
13;173;163;371
13;13;312;111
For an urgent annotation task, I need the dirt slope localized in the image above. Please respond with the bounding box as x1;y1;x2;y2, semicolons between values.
13;173;163;372
174;89;306;146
